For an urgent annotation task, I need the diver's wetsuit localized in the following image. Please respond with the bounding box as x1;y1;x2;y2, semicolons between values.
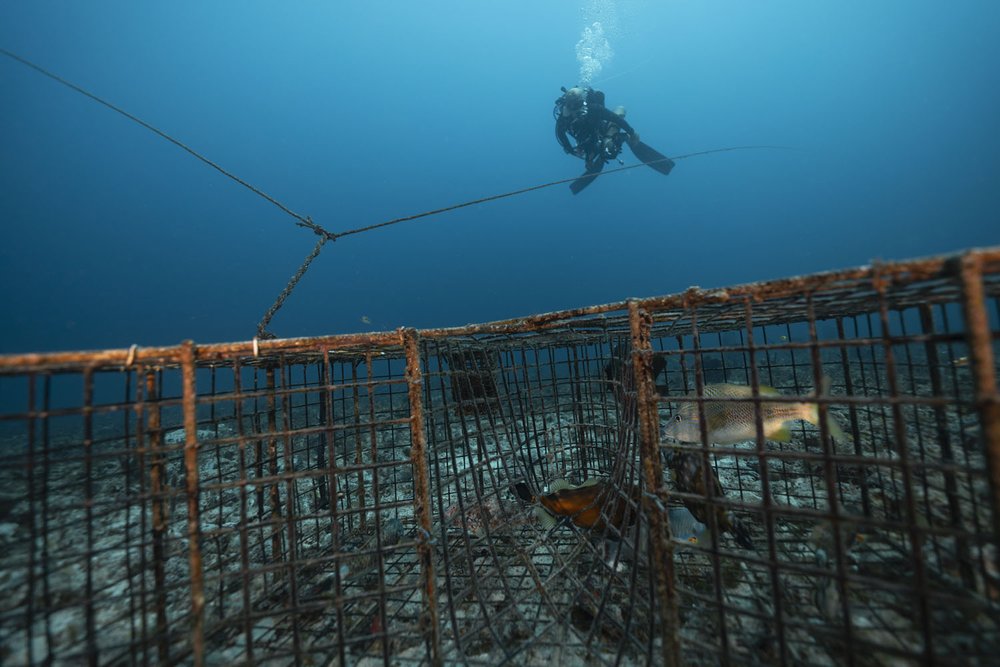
555;86;674;194
555;95;635;173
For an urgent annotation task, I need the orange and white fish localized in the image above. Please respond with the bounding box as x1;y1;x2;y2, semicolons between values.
515;478;731;550
514;478;641;534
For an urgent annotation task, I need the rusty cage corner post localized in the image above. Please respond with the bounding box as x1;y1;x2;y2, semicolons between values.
401;328;442;666
957;252;1000;563
627;300;680;667
181;340;206;667
144;367;171;664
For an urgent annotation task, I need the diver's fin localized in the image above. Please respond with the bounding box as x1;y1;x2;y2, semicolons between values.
628;141;675;175
570;171;600;194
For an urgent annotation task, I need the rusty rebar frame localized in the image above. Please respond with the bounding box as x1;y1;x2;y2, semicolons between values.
181;341;206;667
628;301;680;667
958;253;1000;571
1;247;996;376
403;328;442;666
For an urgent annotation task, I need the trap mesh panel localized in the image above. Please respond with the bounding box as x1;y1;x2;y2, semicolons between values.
1;250;999;666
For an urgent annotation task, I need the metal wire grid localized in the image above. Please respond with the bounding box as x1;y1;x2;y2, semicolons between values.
0;249;998;666
418;335;657;665
0;351;427;666
648;290;1000;665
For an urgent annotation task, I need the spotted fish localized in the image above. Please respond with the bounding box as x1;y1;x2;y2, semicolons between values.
661;377;849;445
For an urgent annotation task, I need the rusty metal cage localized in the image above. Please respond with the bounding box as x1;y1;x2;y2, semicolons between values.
1;249;999;666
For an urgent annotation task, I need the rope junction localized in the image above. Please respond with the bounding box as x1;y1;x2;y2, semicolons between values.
2;48;795;339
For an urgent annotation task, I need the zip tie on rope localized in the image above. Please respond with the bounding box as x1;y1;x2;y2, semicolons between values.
252;337;260;358
125;344;138;367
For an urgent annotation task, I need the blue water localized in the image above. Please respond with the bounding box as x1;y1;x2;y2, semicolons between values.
1;1;997;354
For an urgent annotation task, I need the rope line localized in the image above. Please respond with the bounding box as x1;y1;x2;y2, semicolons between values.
0;47;311;226
256;237;327;339
324;169;619;240
324;145;796;240
271;146;793;328
672;145;800;160
3;47;796;337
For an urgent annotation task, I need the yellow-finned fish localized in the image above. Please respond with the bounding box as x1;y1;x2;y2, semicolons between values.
661;377;849;444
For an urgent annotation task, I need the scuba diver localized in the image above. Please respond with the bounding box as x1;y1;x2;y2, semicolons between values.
554;86;674;194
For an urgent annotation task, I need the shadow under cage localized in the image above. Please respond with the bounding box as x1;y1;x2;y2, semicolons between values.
1;249;999;666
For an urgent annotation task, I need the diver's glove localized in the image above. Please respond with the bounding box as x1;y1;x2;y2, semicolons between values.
627;131;641;147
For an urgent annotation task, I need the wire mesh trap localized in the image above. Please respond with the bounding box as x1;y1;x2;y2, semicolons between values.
1;248;999;666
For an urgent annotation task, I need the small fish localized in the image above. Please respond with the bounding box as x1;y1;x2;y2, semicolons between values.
514;478;641;534
661;377;848;444
667;450;754;549
360;315;372;325
601;513;709;570
952;356;969;367
668;506;709;547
